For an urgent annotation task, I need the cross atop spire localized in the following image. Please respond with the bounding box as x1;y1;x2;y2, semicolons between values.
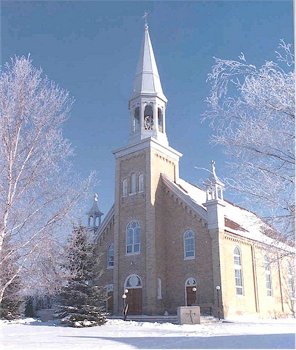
142;11;149;29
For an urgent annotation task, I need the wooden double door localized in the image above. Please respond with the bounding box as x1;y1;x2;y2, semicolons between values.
126;288;142;315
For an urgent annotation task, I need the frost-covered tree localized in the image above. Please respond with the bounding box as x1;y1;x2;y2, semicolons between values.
0;238;24;319
0;57;91;304
205;41;295;243
55;225;107;327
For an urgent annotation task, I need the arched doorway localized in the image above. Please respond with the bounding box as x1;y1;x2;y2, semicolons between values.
185;278;197;306
124;274;142;315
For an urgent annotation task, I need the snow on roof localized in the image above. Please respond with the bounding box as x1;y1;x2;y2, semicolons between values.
162;174;294;252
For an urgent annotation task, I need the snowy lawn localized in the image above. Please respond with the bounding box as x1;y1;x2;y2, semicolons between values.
0;318;295;349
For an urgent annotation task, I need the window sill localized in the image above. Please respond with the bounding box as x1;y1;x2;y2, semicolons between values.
107;266;114;270
126;252;141;256
184;256;195;261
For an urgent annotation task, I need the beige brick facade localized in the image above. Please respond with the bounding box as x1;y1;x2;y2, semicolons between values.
92;24;295;319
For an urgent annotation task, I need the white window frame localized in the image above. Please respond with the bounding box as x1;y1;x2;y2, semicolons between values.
122;178;128;197
138;174;144;193
234;247;244;296
130;173;137;194
107;243;114;269
183;230;195;260
287;262;295;298
126;220;141;255
264;255;272;297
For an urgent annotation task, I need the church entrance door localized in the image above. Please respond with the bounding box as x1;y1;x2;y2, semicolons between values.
185;278;197;306
126;288;142;314
125;274;143;315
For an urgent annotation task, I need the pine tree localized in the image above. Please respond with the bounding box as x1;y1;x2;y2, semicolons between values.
55;225;107;327
0;240;24;320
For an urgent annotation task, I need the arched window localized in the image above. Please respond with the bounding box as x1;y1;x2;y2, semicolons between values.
125;274;142;289
130;173;137;194
183;230;195;259
126;221;141;254
144;104;154;130
122;179;128;197
107;243;114;268
234;247;243;295
138;174;144;192
287;262;295;297
158;108;163;133
133;107;140;133
264;255;272;296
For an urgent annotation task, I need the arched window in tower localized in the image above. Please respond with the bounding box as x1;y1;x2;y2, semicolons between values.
138;174;144;193
158;108;163;133
122;178;128;197
130;173;137;194
126;221;141;254
133;107;140;133
107;243;114;268
264;255;272;296
183;230;195;260
144;104;154;130
287;261;295;298
234;247;244;295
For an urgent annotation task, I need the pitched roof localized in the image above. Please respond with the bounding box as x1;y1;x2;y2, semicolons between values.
161;174;294;252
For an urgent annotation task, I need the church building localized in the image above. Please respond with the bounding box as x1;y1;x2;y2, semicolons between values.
90;23;295;319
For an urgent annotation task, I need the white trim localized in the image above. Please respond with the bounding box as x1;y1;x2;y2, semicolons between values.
113;137;182;161
124;274;142;289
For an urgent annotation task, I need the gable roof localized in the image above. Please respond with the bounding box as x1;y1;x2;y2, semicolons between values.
161;174;294;252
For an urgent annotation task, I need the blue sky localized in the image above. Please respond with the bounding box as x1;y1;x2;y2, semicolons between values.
1;1;293;220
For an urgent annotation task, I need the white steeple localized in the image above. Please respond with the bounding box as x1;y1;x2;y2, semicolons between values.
128;20;168;146
131;23;167;102
87;193;104;230
203;161;225;230
205;160;225;202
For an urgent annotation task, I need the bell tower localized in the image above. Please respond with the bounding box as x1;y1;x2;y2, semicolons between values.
128;22;168;146
112;20;182;315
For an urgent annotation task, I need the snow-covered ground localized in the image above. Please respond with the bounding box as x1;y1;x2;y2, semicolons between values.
0;318;295;349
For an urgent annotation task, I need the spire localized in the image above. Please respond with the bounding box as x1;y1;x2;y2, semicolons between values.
131;21;167;102
87;193;104;230
204;161;225;202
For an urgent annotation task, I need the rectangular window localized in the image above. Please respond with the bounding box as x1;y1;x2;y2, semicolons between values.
139;174;144;192
130;173;136;194
123;179;128;197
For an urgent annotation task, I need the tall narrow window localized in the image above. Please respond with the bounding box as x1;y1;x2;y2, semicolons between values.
144;104;153;130
138;174;144;192
133;107;140;133
126;221;141;254
130;173;136;194
234;247;243;295
107;243;114;268
287;262;295;297
264;255;272;296
122;179;128;197
158;108;163;133
184;230;195;259
157;278;162;300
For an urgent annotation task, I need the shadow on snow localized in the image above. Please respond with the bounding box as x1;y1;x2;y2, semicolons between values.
60;333;295;349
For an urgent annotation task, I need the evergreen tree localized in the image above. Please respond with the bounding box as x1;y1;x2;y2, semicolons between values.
0;240;24;320
55;225;107;327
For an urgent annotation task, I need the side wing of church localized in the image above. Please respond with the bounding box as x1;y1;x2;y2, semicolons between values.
91;23;295;319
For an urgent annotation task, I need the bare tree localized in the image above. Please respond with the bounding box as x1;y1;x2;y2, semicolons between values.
205;41;295;243
0;56;90;305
